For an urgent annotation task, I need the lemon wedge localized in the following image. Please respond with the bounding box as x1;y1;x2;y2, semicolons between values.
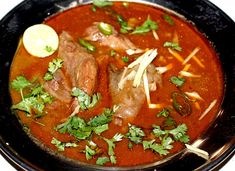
23;24;59;57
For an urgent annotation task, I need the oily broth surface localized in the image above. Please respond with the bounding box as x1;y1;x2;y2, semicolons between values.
9;2;223;166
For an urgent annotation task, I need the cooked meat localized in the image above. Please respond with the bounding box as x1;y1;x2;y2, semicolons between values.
44;31;98;103
84;22;136;51
59;31;98;95
44;69;72;103
109;64;162;126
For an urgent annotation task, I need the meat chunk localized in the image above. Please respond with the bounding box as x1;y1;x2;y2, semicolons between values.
109;64;162;126
44;70;72;103
84;22;136;51
59;31;98;95
44;31;98;103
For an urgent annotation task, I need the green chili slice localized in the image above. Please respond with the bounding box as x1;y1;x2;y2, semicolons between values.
78;38;96;52
172;91;191;116
98;22;113;35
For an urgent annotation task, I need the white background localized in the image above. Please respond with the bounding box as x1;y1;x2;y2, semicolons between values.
0;0;234;170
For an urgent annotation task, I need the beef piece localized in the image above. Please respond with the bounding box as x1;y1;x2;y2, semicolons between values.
44;69;72;103
59;31;98;95
109;64;162;126
44;31;98;103
84;22;136;51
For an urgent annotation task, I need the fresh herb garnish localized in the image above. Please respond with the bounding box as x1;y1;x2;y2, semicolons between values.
163;14;174;25
11;76;52;116
78;38;96;52
117;15;133;33
157;108;170;118
55;107;115;140
163;117;176;128
44;45;54;53
110;50;116;57
132;16;158;34
170;76;185;87
143;139;170;156
164;42;182;51
96;156;110;165
152;124;190;143
85;143;97;160
11;76;31;92
71;87;101;110
122;56;129;63
126;124;145;144
44;58;63;81
103;133;123;164
51;137;78;151
93;0;113;7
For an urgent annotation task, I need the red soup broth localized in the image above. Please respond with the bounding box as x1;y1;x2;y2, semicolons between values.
10;2;223;167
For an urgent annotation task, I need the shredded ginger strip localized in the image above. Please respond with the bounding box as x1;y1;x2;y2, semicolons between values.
199;99;217;120
133;49;158;87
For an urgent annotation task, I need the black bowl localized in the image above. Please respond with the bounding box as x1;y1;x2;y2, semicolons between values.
0;0;235;170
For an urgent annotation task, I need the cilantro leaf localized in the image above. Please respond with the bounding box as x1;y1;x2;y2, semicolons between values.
44;58;63;81
71;87;101;110
103;133;123;164
142;140;169;156
93;0;113;7
157;108;170;118
126;124;145;144
96;157;110;165
163;42;182;51
85;145;96;160
51;137;78;151
132;16;158;34
163;15;174;25
170;76;185;87
11;76;31;91
163;117;176;128
11;78;52;116
169;124;189;143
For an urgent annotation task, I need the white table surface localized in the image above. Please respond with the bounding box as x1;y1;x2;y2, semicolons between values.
0;0;234;170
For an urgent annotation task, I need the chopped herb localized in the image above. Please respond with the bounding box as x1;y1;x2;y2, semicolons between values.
157;108;170;118
163;117;176;128
55;107;115;140
126;124;145;144
88;107;115;127
96;157;110;165
152;124;190;143
44;58;63;81
117;15;133;33
91;5;97;12
163;14;174;25
11;77;52;116
122;56;129;63
71;87;101;110
51;137;78;151
78;38;96;52
132;16;158;34
93;0;113;7
142;140;169;156
170;76;185;87
44;45;54;53
11;76;31;92
168;124;190;143
128;142;133;149
98;22;113;35
103;133;123;164
85;145;96;160
110;50;116;57
164;42;182;51
172;91;192;116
